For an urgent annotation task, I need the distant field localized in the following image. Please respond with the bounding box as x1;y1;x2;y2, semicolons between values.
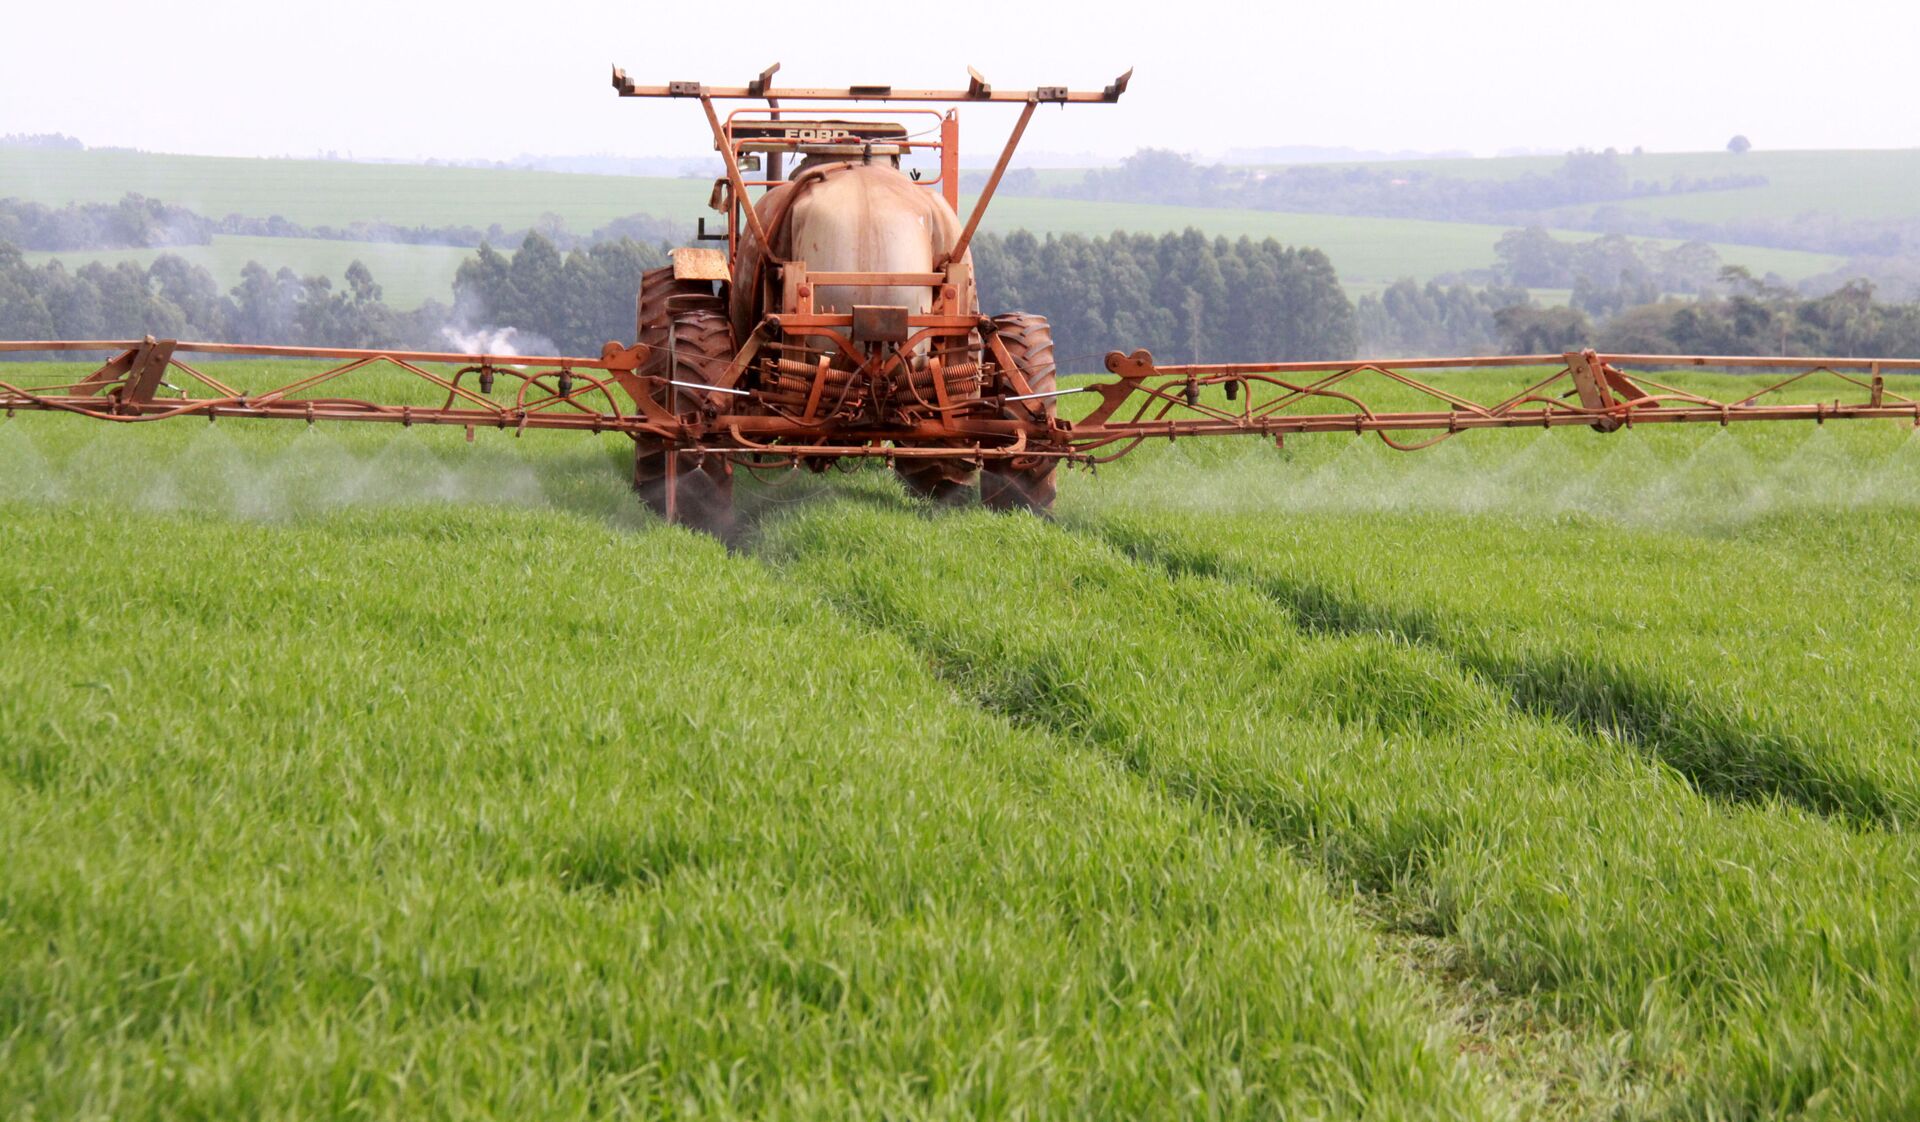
1551;149;1920;225
978;196;1842;284
1249;148;1920;225
17;204;1838;312
23;235;470;310
0;147;1858;306
1343;279;1575;307
0;148;711;229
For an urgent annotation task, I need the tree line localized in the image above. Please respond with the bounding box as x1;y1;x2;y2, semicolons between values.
1;195;215;252
0;193;686;253
1484;227;1728;315
1569;208;1920;300
0;133;83;150
972;229;1354;364
1359;269;1920;359
1596;271;1920;358
1354;281;1528;355
0;243;446;348
1046;149;1764;224
459;227;1360;363
0;233;676;355
0;226;1354;365
451;237;666;354
9;224;1920;366
1353;229;1728;355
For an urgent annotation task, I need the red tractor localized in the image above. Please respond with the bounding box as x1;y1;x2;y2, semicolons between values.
614;64;1130;532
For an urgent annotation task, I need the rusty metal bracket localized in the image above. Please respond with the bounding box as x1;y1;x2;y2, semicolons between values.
73;345;141;396
117;339;180;408
747;62;780;99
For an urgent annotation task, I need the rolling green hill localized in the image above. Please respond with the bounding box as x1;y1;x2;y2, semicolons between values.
978;196;1841;285
1555;149;1920;225
17;195;1842;312
1263;147;1920;225
0;147;712;229
0;146;1886;310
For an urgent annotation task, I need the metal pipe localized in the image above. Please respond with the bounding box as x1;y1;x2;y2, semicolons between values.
669;379;751;397
1127;352;1920;376
701;95;772;252
947;99;1036;266
1007;386;1089;402
0;338;619;368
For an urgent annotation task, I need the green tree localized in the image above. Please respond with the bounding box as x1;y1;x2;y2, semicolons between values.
229;262;302;344
1596;302;1682;353
1494;304;1590;353
1493;226;1573;287
0;243;56;341
1356;279;1519;354
149;254;230;338
971;228;1354;364
451;234;665;355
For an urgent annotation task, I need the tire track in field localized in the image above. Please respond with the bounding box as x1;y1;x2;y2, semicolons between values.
752;511;1657;1119
1080;519;1905;830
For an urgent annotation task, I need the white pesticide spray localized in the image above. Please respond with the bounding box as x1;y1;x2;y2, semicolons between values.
438;323;558;359
0;416;557;524
0;421;65;504
439;291;558;360
1858;426;1920;506
1070;412;1920;536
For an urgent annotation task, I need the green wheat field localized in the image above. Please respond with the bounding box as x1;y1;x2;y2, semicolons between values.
3;362;1919;1119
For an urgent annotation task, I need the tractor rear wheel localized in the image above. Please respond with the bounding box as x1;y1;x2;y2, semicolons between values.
894;448;976;505
636;265;725;379
982;312;1059;514
634;308;737;536
893;338;981;504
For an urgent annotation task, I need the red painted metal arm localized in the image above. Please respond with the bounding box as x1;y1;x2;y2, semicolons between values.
611;66;1132;105
7;339;1919;469
1058;348;1920;457
0;338;670;437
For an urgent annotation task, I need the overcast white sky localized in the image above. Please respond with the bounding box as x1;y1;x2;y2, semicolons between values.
4;0;1915;161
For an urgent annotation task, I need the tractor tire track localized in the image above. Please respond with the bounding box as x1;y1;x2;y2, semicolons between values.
1078;518;1906;830
752;510;1665;1118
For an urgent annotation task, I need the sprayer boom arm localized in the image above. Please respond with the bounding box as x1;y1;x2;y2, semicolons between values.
0;338;665;439
6;340;1918;468
1066;348;1920;455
